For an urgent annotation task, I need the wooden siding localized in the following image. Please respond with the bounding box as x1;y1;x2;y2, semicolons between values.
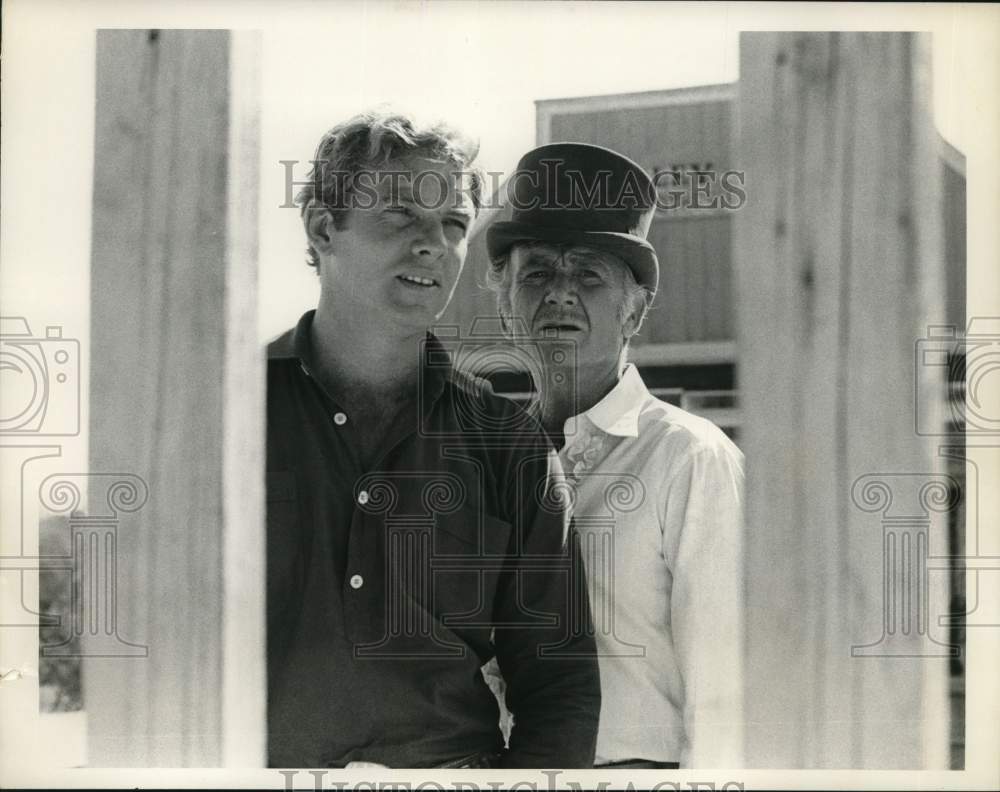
87;29;265;766
736;32;950;769
941;159;967;330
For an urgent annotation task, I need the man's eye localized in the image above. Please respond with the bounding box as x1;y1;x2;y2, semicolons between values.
445;218;468;234
523;270;548;282
580;270;603;282
385;205;414;219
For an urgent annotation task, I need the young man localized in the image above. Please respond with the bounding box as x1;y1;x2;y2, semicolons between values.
266;114;600;769
487;143;745;768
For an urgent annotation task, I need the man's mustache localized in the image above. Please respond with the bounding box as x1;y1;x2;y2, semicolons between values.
532;311;588;332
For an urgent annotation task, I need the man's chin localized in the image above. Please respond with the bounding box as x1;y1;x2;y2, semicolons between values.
384;296;445;328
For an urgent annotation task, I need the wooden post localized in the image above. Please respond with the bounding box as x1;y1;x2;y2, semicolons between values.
736;33;951;769
87;29;264;766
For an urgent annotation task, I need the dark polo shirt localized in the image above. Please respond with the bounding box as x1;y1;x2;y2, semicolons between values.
266;311;600;769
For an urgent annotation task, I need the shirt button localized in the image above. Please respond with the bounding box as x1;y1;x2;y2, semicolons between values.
349;574;364;590
333;412;347;426
357;490;369;506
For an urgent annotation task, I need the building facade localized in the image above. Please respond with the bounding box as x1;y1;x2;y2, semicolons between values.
438;82;966;446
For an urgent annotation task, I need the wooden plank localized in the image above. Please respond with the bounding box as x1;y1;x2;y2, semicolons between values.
678;220;695;341
687;102;708;342
536;83;736;119
713;216;735;340
940;160;966;330
689;193;708;339
221;30;266;769
736;32;950;769
704;98;734;341
643;219;680;343
436;193;511;340
628;340;736;366
87;29;264;767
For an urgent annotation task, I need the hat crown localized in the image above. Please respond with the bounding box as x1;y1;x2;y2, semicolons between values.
507;143;657;237
486;142;661;292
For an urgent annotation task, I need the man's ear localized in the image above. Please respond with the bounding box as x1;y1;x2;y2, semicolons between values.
303;201;337;258
622;290;652;340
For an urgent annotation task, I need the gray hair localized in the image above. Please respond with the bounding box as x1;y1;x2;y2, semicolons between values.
298;110;484;270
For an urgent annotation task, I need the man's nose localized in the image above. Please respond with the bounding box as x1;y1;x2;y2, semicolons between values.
545;273;578;306
411;217;447;260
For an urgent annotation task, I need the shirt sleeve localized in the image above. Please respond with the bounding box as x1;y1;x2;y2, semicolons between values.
492;440;602;768
662;437;746;768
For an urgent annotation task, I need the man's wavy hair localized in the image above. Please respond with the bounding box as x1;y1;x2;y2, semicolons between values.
297;110;484;271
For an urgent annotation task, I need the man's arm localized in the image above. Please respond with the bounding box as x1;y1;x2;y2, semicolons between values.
492;444;601;768
664;438;746;768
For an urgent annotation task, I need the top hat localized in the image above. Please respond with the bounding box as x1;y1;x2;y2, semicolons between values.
487;142;659;292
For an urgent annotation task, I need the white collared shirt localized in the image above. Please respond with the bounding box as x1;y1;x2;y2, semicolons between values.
560;364;745;768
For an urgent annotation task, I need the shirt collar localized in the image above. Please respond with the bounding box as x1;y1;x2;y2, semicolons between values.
564;364;650;439
271;310;453;407
265;309;317;366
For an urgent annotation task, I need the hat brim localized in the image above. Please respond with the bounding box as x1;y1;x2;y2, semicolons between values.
486;221;659;293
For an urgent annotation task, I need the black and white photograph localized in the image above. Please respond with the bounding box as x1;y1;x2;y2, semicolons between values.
1;1;998;790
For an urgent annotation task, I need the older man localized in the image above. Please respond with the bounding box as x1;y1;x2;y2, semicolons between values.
266;114;600;769
486;143;745;768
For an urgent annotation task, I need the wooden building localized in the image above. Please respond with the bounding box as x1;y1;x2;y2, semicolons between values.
438;82;966;442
